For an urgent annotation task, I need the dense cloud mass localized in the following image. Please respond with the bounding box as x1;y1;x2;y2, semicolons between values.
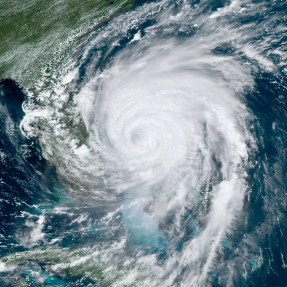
1;0;286;286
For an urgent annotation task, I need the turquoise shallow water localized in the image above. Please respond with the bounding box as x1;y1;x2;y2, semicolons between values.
0;0;287;286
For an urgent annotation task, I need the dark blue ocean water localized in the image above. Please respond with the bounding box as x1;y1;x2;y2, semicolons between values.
0;0;287;286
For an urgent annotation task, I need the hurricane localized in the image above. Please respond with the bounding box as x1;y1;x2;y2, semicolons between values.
0;0;286;286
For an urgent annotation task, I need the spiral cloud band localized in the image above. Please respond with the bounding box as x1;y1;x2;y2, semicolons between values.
76;35;254;285
19;0;285;285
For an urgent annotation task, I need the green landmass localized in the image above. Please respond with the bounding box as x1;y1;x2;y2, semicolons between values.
0;247;144;286
0;0;132;89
